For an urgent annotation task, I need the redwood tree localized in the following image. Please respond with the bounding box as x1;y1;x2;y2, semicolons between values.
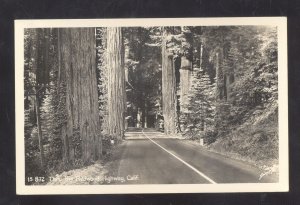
106;27;126;139
58;28;102;164
161;27;178;135
180;26;193;107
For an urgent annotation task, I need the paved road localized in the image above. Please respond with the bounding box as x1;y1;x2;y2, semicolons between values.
113;131;277;184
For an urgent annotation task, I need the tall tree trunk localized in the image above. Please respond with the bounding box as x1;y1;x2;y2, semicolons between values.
162;27;178;135
35;93;44;168
43;28;50;85
57;29;61;91
180;56;192;106
30;29;45;169
199;43;203;70
59;28;102;164
106;27;126;139
224;72;233;102
144;100;148;128
136;107;142;128
215;52;223;100
224;74;228;101
180;27;193;106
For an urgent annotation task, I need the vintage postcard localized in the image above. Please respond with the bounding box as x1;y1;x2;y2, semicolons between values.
15;17;288;194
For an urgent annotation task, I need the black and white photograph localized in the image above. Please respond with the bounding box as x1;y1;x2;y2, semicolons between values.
15;18;288;194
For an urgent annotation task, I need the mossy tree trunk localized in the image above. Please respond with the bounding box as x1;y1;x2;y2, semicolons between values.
59;28;102;164
106;27;126;139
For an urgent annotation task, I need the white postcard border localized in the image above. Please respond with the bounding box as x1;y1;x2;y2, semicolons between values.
15;17;288;195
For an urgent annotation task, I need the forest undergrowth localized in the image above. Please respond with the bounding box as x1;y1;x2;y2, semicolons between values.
208;101;278;176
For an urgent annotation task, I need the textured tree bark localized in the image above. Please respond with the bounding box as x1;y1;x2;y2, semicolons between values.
199;43;203;70
29;29;45;169
180;56;192;106
43;28;50;85
225;72;233;102
57;29;61;91
180;27;193;106
177;27;193;133
59;28;102;163
162;27;178;135
35;93;44;168
215;52;223;100
144;101;148;128
224;74;228;101
106;27;126;139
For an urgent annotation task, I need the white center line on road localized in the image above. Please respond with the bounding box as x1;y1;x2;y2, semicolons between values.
142;131;217;184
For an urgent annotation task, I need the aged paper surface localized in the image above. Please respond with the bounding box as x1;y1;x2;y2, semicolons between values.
15;17;288;194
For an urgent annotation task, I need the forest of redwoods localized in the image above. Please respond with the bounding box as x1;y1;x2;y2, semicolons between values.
24;26;278;182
